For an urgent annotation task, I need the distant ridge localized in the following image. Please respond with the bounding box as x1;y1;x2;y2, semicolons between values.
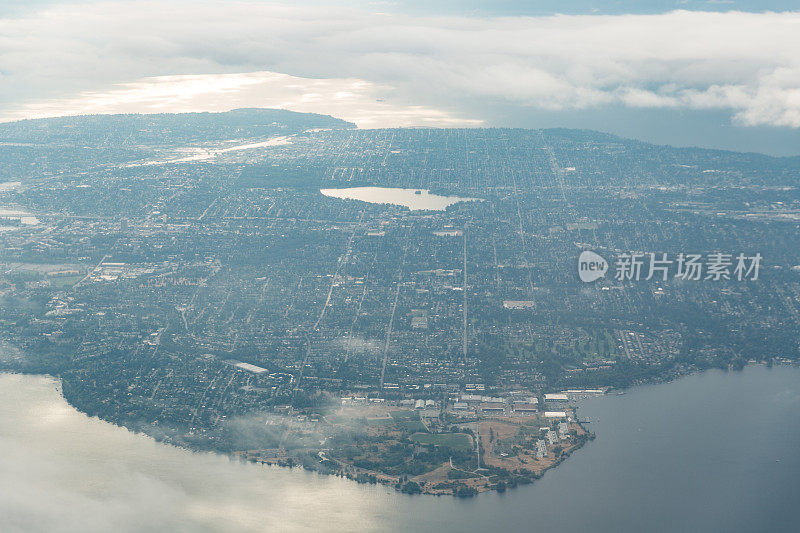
0;108;357;146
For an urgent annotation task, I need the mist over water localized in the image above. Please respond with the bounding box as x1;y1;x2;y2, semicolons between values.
0;373;402;533
1;366;799;532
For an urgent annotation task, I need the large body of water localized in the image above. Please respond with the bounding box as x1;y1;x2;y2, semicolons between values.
1;366;798;532
319;187;481;211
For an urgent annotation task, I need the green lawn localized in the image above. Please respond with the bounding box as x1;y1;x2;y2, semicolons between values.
390;410;420;420
398;420;427;432
365;417;395;427
48;275;84;288
411;432;473;451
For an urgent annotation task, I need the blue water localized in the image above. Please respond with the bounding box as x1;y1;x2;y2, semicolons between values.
390;365;800;532
1;365;798;532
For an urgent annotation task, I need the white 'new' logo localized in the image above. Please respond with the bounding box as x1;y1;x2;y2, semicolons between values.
578;250;608;282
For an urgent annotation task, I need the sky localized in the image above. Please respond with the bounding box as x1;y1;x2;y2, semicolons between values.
1;1;800;154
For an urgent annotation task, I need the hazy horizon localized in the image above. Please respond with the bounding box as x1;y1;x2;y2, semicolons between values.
2;1;800;154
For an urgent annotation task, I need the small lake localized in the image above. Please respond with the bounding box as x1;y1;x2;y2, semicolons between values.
320;187;481;211
0;366;798;532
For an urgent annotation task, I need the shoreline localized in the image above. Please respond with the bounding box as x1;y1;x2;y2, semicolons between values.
1;360;794;498
235;411;596;497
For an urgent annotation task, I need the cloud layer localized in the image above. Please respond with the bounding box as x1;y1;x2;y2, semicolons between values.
1;2;799;127
7;71;483;128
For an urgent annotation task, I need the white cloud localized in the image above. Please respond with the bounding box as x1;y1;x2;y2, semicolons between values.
1;3;799;127
6;71;483;128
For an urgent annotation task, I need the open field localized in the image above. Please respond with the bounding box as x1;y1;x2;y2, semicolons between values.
411;432;473;451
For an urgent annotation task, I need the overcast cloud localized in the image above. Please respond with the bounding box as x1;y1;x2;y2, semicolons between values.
1;2;799;129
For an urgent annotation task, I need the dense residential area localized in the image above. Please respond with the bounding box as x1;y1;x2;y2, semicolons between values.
1;109;799;495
